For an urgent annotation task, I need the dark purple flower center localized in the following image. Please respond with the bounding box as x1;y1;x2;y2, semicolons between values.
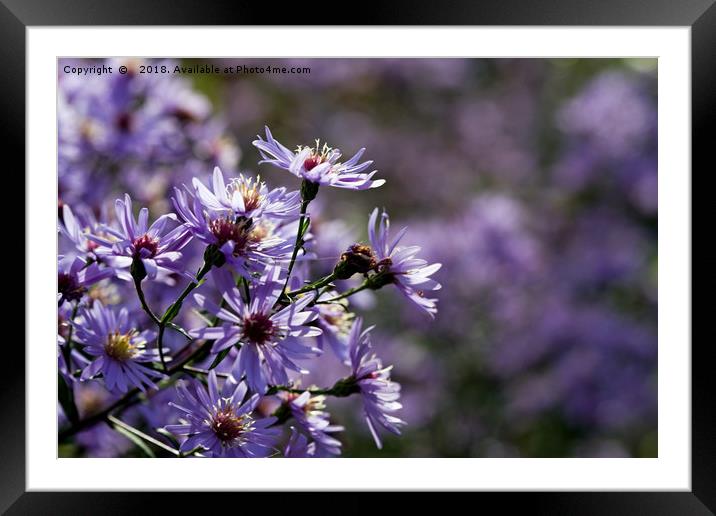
132;234;159;258
58;273;86;302
116;112;133;133
171;107;198;124
303;155;323;171
209;217;253;256
211;407;250;445
242;313;276;345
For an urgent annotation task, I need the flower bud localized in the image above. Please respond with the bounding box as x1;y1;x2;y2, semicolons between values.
333;244;377;280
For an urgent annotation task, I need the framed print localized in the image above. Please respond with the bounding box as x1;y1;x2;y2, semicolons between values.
3;0;710;512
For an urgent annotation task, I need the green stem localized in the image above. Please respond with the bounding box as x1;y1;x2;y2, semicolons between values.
155;260;213;372
162;261;213;324
61;302;79;370
133;277;161;325
282;199;310;296
285;272;337;298
157;325;168;372
240;276;251;303
267;377;359;398
183;365;231;379
316;281;370;304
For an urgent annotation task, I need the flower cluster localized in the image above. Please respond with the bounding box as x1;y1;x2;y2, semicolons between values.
58;117;440;458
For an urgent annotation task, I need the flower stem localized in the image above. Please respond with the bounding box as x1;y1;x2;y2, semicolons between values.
61;302;79;371
267;376;359;398
107;415;182;457
133;276;161;325
155;260;213;372
161;260;213;324
182;365;231;379
282;199;311;296
316;281;370;304
285;272;337;298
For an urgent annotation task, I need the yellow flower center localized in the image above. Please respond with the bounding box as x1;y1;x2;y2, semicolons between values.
227;175;264;212
104;331;139;361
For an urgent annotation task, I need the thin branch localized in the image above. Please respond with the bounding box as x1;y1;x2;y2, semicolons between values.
107;415;181;457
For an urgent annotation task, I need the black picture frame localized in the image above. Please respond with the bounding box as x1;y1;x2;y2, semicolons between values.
4;0;709;513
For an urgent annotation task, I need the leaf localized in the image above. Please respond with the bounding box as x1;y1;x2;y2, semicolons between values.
161;301;182;323
167;322;192;340
58;374;79;425
209;347;232;370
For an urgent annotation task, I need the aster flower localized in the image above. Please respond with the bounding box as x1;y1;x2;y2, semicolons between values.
284;391;343;456
165;370;279;457
284;426;316;457
192;166;301;220
368;208;442;318
189;266;322;393
90;194;192;281
172;186;293;275
348;317;405;449
59;203;109;261
73;302;165;393
253;126;385;190
58;255;114;306
315;293;354;364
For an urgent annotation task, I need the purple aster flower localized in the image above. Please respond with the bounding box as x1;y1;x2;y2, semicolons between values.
91;194;192;281
284;426;316;457
368;208;442;318
172;186;293;276
59;203;107;261
314;293;353;364
348;317;405;449
165;370;279;457
192;166;301;220
58;255;113;306
284;391;343;456
253;126;385;190
189;266;322;393
73;302;165;393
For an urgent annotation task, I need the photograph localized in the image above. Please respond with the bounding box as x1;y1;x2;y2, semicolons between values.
57;57;658;459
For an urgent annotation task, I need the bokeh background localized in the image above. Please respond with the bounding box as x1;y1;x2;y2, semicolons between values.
58;58;657;458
